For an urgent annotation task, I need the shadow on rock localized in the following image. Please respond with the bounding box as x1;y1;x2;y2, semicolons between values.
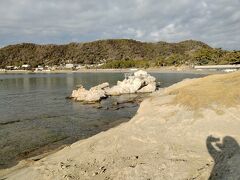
206;135;240;180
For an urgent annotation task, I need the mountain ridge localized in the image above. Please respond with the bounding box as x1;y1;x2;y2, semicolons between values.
0;39;239;68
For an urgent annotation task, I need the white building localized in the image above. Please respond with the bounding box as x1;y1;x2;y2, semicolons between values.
65;64;74;69
6;66;14;70
35;65;44;71
21;64;31;69
75;64;85;69
194;65;240;70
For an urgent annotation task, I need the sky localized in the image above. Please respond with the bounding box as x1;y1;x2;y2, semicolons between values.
0;0;239;50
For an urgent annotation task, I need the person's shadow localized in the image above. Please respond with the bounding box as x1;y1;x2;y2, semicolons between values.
206;135;240;180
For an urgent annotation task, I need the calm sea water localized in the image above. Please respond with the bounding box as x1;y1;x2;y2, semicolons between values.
0;72;207;168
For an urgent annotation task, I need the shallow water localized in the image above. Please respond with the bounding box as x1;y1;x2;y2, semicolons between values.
0;72;207;168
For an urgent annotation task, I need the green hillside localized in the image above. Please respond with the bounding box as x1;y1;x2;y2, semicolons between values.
0;39;239;68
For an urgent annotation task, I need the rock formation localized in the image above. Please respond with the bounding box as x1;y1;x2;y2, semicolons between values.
70;70;157;103
106;70;156;96
71;83;109;103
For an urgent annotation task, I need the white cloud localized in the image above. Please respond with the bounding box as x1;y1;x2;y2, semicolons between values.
150;23;191;42
0;0;239;49
202;1;208;8
135;30;144;38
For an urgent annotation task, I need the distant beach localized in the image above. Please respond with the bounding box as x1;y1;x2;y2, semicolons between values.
0;67;225;75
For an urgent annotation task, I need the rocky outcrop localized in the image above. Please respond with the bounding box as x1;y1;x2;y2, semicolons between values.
71;83;109;103
106;70;157;96
137;82;156;93
70;70;157;103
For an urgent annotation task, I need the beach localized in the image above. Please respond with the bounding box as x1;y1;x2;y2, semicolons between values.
1;71;239;179
0;66;225;75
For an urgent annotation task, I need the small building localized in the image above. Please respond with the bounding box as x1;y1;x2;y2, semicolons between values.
194;65;240;71
6;66;14;70
65;64;74;69
75;64;85;70
96;63;104;67
21;64;31;70
37;65;44;70
13;66;19;70
34;65;44;72
130;68;138;71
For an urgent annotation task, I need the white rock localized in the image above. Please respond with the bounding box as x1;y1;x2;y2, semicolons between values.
71;83;108;103
106;70;157;96
90;82;109;91
137;82;156;93
71;87;88;99
106;77;143;95
105;86;123;96
144;75;156;84
134;70;148;77
83;89;106;102
71;70;157;100
128;77;143;93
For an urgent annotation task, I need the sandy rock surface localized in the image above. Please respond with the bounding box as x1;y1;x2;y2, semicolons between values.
2;71;240;180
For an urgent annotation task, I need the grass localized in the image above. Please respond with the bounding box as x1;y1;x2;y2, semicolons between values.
166;71;240;110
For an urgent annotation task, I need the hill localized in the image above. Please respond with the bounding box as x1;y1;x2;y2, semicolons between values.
0;39;239;68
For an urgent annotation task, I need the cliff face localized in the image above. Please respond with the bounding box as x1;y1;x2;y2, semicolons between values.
0;39;211;68
2;71;240;180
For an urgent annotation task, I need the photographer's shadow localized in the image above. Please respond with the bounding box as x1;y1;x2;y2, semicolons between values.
206;135;240;180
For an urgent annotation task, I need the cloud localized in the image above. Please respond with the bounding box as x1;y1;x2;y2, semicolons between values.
0;0;239;49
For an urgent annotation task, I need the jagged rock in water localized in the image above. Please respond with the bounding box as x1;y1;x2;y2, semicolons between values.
71;83;109;103
106;77;143;95
137;82;156;93
70;71;157;103
89;82;109;91
106;70;157;96
134;70;148;77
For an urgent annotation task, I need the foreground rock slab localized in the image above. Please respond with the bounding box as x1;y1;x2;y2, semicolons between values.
2;71;240;180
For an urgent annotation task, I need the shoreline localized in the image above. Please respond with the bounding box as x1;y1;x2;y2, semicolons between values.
0;92;139;170
0;115;134;174
0;67;226;75
0;114;135;175
0;70;202;170
1;72;239;179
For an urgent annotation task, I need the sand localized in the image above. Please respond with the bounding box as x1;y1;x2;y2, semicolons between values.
1;71;240;179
